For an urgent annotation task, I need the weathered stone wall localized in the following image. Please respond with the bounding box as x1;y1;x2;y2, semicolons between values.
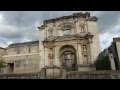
1;70;120;79
116;41;120;62
6;47;17;55
30;45;39;53
0;48;5;56
3;53;39;74
0;72;42;79
66;70;120;79
1;41;39;74
87;21;101;64
6;43;39;55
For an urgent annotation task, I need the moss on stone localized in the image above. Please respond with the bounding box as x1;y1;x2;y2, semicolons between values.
47;74;62;79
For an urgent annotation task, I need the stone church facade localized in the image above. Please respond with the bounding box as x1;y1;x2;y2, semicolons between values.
38;12;101;72
0;12;101;74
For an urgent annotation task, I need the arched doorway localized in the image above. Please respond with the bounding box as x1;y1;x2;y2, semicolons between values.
60;45;78;71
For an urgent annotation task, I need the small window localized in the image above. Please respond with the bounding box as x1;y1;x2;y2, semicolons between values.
63;30;71;36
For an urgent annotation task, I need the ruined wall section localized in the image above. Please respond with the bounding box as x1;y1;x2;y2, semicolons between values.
0;48;5;57
2;41;39;74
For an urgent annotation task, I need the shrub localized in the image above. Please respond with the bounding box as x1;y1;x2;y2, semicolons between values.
96;55;111;70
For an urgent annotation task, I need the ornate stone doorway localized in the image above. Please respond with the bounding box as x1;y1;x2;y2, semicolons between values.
60;45;78;71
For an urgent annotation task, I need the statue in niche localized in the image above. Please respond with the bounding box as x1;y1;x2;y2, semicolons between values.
48;29;53;37
48;48;54;65
78;21;86;33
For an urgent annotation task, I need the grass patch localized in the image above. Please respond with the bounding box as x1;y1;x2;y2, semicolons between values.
47;74;62;79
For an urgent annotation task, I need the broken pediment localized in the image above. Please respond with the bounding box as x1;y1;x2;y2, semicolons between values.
60;22;74;30
88;16;98;21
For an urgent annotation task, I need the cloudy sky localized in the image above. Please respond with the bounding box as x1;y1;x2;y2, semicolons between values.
0;11;120;51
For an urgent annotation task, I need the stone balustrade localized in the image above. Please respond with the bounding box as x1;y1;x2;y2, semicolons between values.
66;70;120;79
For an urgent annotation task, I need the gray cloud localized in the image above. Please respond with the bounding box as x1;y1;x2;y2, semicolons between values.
0;11;120;50
97;11;120;34
0;11;88;48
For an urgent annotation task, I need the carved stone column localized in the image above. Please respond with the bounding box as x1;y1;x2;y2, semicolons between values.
54;46;60;67
78;43;83;64
39;46;45;71
88;38;93;64
48;48;54;66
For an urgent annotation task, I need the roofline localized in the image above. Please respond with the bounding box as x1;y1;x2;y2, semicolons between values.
38;12;98;30
0;47;5;50
113;37;120;42
9;40;39;47
43;12;98;24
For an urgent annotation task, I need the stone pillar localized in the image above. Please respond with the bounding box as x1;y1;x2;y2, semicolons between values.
77;43;84;71
88;38;93;64
39;44;45;71
109;53;116;70
54;46;60;67
78;44;83;64
76;43;80;66
75;21;80;34
45;47;49;66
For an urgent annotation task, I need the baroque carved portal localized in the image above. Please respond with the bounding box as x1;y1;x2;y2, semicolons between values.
60;45;78;71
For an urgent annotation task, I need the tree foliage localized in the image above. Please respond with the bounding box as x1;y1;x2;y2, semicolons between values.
96;55;111;70
0;60;7;68
0;58;7;73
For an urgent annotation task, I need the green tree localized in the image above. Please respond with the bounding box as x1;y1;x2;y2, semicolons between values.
0;58;7;74
96;55;111;70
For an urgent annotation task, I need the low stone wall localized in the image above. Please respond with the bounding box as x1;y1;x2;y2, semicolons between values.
1;70;120;79
42;66;62;79
0;73;41;79
66;70;120;79
0;66;61;79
